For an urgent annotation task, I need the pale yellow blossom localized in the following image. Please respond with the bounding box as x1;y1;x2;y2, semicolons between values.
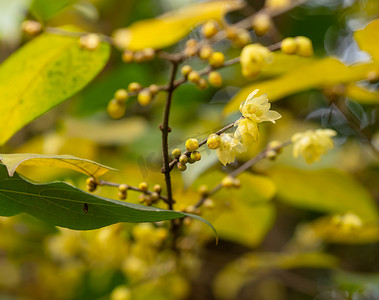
234;118;259;146
239;89;281;123
292;129;337;163
216;133;245;165
240;44;273;78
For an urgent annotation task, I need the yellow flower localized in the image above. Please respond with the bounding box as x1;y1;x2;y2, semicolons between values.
216;133;245;165
239;89;281;123
240;44;273;78
292;129;337;163
234;118;259;146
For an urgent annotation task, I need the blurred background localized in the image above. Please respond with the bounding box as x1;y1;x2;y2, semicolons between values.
0;0;379;299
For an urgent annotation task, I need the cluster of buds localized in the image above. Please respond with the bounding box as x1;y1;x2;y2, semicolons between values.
180;64;223;89
281;36;314;57
137;182;162;206
172;138;201;171
86;177;98;192
121;48;156;63
107;82;160;119
201;20;220;39
252;13;272;36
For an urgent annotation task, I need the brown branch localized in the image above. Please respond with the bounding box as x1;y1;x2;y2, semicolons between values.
194;140;292;208
168;118;242;171
98;179;170;204
161;62;179;209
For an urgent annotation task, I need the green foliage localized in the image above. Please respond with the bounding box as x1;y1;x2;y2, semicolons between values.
30;0;77;21
0;164;215;231
0;29;110;145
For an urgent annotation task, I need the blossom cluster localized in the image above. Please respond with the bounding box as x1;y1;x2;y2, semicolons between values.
216;89;281;165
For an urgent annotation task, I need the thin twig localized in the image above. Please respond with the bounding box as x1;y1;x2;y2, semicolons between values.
168;118;242;171
98;179;171;204
161;62;179;209
194;140;292;208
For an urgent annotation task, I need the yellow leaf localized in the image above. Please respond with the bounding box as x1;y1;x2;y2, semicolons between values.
196;171;276;247
112;0;243;51
345;83;379;104
212;203;275;248
64;117;148;145
296;216;379;244
224;58;374;114
0;153;116;177
268;166;378;222
354;19;379;63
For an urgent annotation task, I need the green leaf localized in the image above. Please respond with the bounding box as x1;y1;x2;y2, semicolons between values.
0;153;117;177
0;164;216;234
30;0;77;21
0;29;110;145
268;166;378;222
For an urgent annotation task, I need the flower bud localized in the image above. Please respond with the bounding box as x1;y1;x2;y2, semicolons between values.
199;45;213;60
201;20;219;39
150;192;160;202
190;151;201;161
179;154;189;164
128;82;142;93
21;20;42;35
208;71;223;87
172;148;181;158
198;185;209;196
209;52;225;68
197;78;208;90
295;36;313;57
185;138;199;151
207;134;221;149
188;71;200;83
138;182;148;192
122;50;134;63
367;70;379;83
252;14;271;36
221;176;240;188
203;198;215;209
118;190;127;200
79;34;101;51
142;48;155;61
232;29;251;48
153;184;162;193
114;89;128;102
138;89;153;106
133;51;145;63
149;84;159;95
107;98;126;119
181;65;192;77
184;39;198;57
281;37;297;54
177;162;187;171
118;184;129;193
